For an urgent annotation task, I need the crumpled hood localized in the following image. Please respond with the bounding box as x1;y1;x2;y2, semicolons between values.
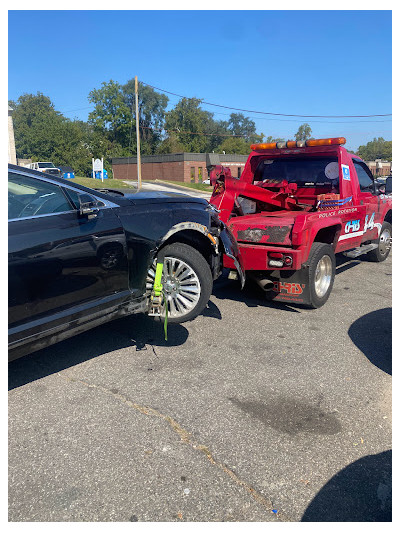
228;212;296;245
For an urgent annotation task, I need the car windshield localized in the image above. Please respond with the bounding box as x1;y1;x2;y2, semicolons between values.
38;162;55;168
254;157;339;187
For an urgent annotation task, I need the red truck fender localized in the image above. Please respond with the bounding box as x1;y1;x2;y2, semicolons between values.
292;214;343;263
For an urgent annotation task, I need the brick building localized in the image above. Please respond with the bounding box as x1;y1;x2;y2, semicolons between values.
366;160;392;177
112;153;248;183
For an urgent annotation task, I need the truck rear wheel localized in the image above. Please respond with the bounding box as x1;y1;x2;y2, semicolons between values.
366;221;392;262
307;243;336;308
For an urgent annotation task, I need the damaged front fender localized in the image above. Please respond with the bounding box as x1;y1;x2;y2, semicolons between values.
219;225;246;289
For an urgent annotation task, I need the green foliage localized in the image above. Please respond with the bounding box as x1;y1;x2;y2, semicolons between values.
19;83;389;173
88;80;133;152
264;135;285;143
164;97;220;153
10;93;92;175
217;136;252;155
357;137;392;162
158;133;186;154
294;123;312;141
122;80;169;155
227;113;256;138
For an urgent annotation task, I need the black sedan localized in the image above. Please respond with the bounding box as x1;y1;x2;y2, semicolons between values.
8;165;244;361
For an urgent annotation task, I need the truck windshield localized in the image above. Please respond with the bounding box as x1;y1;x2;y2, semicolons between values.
254;157;339;188
38;162;55;168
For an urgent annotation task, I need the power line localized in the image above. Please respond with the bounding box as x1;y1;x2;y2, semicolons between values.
141;81;392;119
139;125;250;138
139;124;391;139
161;93;392;124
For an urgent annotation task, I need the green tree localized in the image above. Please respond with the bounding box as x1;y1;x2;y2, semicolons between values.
357;137;392;161
164;97;228;153
122;80;169;155
263;135;285;143
88;80;133;152
217;136;253;155
9;93;92;174
294;123;312;141
158;133;186;154
227;113;256;138
88;79;169;158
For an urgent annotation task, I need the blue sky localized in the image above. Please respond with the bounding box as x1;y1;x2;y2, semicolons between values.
8;10;392;151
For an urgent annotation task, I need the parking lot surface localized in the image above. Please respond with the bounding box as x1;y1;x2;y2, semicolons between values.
9;254;392;522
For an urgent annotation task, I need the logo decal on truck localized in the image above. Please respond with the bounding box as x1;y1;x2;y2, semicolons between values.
341;164;351;181
272;282;305;295
345;219;361;233
339;212;382;241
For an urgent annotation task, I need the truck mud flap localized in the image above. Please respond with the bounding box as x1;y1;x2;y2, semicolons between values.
266;265;311;306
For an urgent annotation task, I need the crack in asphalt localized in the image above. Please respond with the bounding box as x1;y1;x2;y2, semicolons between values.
58;371;291;521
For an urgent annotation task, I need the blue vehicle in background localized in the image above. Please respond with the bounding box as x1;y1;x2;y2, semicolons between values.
59;166;75;179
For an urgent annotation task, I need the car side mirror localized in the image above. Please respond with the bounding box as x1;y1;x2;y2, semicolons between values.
78;193;98;219
385;177;392;195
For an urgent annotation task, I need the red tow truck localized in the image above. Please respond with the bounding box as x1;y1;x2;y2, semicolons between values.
209;137;392;307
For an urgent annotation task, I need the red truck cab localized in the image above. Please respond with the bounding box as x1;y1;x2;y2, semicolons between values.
209;137;392;307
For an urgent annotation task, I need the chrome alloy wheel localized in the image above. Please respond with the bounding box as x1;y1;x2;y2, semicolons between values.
379;228;392;256
314;255;333;298
146;256;201;318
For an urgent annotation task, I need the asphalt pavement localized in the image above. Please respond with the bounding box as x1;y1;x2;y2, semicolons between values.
8;253;392;522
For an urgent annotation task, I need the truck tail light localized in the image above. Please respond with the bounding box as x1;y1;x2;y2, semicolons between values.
283;255;293;266
268;252;283;259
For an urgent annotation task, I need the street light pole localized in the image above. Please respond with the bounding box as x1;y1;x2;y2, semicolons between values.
135;76;142;190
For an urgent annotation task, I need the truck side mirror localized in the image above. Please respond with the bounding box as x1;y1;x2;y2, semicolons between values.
385;177;392;194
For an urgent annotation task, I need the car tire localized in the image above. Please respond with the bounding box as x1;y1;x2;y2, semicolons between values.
148;243;213;323
366;221;392;262
306;242;336;308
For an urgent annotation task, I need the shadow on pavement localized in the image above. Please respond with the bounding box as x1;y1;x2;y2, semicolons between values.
8;314;188;391
348;307;392;375
335;254;363;275
200;299;222;320
302;450;392;522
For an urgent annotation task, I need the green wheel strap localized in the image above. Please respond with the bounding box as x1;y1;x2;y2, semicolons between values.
153;262;164;297
152;261;168;341
162;290;168;341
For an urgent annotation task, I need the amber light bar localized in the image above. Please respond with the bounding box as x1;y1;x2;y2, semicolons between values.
251;137;346;151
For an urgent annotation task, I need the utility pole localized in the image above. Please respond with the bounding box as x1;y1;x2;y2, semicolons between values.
135;76;142;189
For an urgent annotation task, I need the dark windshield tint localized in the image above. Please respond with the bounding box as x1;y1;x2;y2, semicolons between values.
353;160;374;191
254;157;339;187
38;162;55;168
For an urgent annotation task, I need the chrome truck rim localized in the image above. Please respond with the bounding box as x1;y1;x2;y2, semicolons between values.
314;255;332;298
146;256;201;318
379;228;392;256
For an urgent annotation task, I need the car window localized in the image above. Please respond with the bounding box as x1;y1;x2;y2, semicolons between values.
353;160;374;191
8;172;73;220
253;157;339;187
63;187;106;209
